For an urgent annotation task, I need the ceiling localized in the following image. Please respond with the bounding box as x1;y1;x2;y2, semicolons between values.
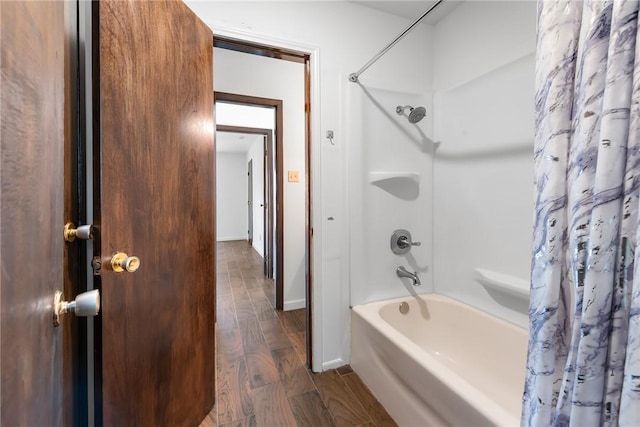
216;132;263;153
348;1;461;23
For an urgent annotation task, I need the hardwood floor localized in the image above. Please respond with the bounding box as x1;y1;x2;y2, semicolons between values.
199;241;396;427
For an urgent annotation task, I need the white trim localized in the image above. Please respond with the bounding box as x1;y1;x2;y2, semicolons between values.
211;25;317;57
283;298;306;311
322;358;348;371
252;243;264;258
211;26;324;373
216;236;248;242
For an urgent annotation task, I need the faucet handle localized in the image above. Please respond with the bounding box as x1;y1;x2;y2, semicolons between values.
399;236;421;248
391;229;420;254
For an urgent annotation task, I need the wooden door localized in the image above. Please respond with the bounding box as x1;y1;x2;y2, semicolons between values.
1;2;65;426
93;1;215;425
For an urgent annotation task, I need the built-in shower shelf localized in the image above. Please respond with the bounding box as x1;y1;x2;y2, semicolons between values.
367;172;420;184
474;268;529;301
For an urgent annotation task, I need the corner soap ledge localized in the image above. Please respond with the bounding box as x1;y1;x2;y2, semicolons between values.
367;172;420;184
474;268;529;301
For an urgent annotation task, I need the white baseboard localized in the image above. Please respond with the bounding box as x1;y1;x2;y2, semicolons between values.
283;299;306;311
322;358;348;371
217;236;247;242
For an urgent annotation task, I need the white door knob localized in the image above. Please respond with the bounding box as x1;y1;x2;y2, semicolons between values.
53;289;100;327
63;222;95;242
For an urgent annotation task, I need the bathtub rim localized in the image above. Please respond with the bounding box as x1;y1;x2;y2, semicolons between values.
351;292;526;426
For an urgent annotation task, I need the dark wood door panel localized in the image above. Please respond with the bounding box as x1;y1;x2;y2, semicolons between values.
1;2;65;426
95;1;215;425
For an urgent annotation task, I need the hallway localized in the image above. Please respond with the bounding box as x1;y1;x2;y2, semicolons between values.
200;241;396;427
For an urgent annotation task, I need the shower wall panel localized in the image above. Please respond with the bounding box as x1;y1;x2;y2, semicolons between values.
432;1;536;328
348;84;435;306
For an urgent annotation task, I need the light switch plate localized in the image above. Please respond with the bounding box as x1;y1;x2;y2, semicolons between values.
288;170;300;182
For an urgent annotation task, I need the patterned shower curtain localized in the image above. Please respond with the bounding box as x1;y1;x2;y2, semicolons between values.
523;0;640;425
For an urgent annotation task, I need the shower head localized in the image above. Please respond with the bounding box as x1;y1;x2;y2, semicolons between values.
396;105;427;124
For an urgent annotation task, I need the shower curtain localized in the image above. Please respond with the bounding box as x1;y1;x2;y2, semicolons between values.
523;1;640;426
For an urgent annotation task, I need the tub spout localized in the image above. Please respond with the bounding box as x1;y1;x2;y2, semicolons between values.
396;266;421;286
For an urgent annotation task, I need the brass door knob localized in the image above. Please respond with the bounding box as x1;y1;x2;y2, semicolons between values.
110;252;141;273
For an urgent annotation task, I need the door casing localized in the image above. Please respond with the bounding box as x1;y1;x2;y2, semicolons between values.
248;158;253;245
216;125;273;279
215;93;285;311
63;2;88;425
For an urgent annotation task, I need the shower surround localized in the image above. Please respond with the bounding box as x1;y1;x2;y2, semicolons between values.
347;2;536;424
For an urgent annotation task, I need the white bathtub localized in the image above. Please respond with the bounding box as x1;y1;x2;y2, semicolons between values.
351;293;527;426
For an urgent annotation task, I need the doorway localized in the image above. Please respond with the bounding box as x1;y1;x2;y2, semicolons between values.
213;38;313;368
216;120;275;284
215;95;281;304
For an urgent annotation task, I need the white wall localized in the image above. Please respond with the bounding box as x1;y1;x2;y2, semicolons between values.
217;102;274;128
185;0;430;370
213;47;307;311
247;138;265;257
216;152;248;241
432;1;536;328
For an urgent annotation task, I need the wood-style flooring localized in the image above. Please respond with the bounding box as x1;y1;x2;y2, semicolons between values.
199;241;397;427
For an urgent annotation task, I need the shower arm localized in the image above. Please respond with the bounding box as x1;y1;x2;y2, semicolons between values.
348;0;445;83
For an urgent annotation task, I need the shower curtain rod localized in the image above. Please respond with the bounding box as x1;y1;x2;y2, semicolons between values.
348;0;444;83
